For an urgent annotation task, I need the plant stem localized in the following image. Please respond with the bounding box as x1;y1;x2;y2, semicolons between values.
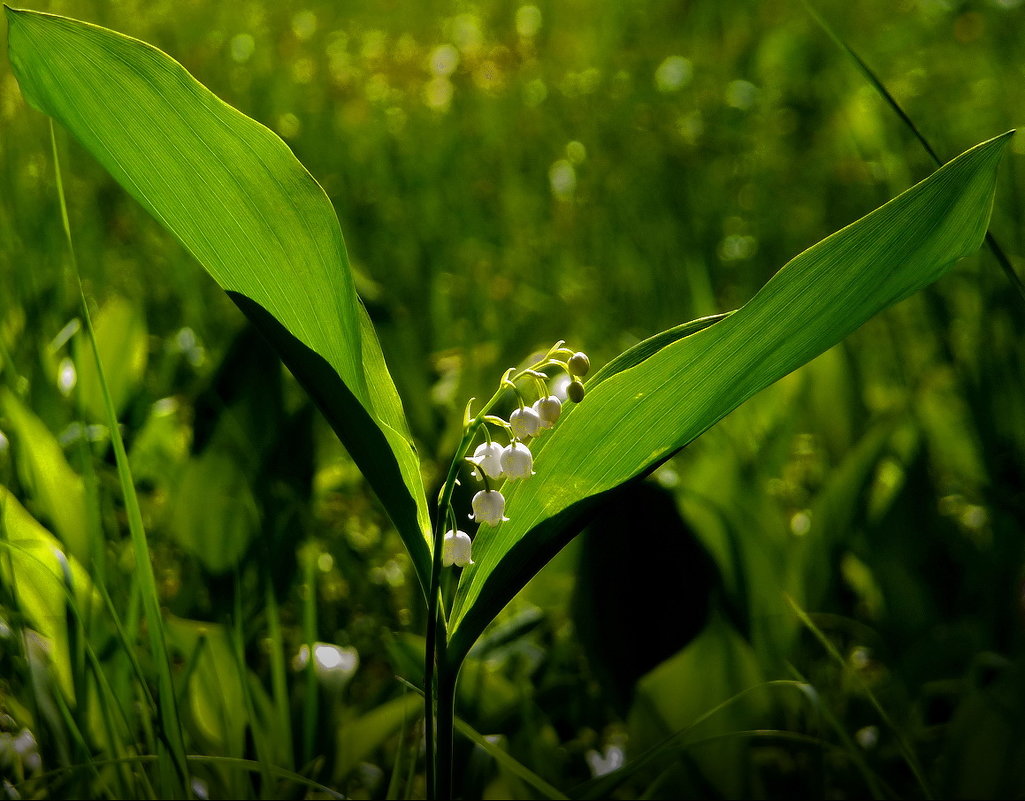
424;596;439;798
425;426;473;799
425;350;564;796
437;652;457;801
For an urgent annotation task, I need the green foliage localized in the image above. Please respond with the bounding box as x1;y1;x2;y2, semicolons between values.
0;486;97;698
450;132;1010;664
75;296;148;421
1;389;90;562
1;1;1024;799
5;5;432;594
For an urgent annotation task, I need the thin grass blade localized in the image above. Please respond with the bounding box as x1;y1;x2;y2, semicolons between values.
48;121;191;797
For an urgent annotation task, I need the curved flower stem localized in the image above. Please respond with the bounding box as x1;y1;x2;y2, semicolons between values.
425;346;570;797
425;425;474;799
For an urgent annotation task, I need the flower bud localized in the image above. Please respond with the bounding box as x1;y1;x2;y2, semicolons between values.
533;395;562;428
442;529;474;567
568;351;590;377
469;441;504;479
501;442;535;479
509;406;541;439
567;379;585;403
471;489;508;526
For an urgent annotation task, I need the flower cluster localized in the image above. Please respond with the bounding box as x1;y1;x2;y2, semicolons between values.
441;343;591;568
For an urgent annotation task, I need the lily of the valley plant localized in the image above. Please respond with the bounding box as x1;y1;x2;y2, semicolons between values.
3;7;1014;799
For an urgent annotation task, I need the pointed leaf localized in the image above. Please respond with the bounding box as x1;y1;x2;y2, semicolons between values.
450;132;1011;665
5;8;432;591
0;388;89;562
75;295;148;420
0;486;99;699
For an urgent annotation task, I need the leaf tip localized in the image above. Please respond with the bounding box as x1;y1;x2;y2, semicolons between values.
987;129;1015;150
4;5;33;36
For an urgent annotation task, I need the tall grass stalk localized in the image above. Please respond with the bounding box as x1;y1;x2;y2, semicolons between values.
786;594;933;799
49;121;191;797
802;0;1025;303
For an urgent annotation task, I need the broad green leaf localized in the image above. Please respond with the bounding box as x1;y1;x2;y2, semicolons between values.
164;615;247;753
335;694;422;782
170;448;260;573
626;615;767;798
0;387;89;562
5;8;432;592
0;485;98;699
450;132;1011;666
452;721;568;801
75;294;148;420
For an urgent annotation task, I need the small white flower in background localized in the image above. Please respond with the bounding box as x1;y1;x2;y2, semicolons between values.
586;743;624;778
469;441;505;479
533;395;562;429
0;728;41;773
501;442;534;479
509;406;541;439
471;489;508;526
442;529;474;567
57;357;77;396
293;642;359;694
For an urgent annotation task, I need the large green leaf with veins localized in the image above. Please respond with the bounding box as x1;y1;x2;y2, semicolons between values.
449;132;1010;667
5;8;432;593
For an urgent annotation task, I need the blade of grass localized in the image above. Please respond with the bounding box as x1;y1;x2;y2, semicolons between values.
51;686;111;796
49;121;190;797
175;635;208;712
13;754;346;800
0;529;138;795
395;675;567;800
785;594;933;799
453;718;568;800
634;729;854;800
58;551;91;795
402;719;423;800
264;579;294;771
571;679;887;800
301;549;319;771
232;572;275;800
385;691;415;801
801;0;1025;304
0;535;144;797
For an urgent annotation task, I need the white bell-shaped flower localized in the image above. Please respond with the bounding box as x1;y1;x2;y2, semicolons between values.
442;529;474;567
509;406;541;439
501;442;535;479
469;441;504;479
533;395;562;429
471;489;509;526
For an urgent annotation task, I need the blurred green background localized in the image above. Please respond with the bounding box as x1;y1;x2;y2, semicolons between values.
1;0;1024;798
